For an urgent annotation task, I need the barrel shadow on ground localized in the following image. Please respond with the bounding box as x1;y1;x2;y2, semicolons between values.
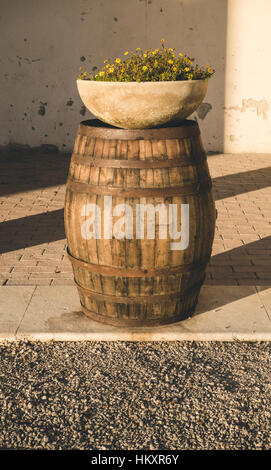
192;236;271;314
193;284;269;318
0;209;65;254
0;151;70;198
212;166;271;200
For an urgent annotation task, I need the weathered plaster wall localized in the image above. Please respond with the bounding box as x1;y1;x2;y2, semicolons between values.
0;0;228;152
224;0;271;153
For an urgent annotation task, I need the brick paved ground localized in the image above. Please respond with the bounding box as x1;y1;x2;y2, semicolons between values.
0;149;270;286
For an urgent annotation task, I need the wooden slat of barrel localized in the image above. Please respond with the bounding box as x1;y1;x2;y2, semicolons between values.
64;119;216;326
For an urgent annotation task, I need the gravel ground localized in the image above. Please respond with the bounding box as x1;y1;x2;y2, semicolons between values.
0;341;270;450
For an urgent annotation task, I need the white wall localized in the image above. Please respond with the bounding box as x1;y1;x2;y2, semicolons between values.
224;0;271;152
2;0;270;153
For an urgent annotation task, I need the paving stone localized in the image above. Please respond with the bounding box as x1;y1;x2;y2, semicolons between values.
0;286;35;338
9;285;271;341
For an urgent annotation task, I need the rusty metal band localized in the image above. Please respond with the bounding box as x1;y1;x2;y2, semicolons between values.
78;119;200;140
75;280;181;304
79;279;204;326
67;248;208;277
71;152;207;169
66;177;212;198
76;277;204;306
80;302;197;326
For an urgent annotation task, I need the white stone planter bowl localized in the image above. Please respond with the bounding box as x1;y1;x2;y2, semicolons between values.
77;79;208;129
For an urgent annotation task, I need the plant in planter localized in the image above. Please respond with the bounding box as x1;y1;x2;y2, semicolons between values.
77;39;215;129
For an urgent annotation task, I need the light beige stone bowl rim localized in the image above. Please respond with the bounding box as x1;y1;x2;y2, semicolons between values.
77;79;208;84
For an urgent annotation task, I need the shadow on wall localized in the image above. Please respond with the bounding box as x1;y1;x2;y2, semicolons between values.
143;0;227;152
0;0;227;152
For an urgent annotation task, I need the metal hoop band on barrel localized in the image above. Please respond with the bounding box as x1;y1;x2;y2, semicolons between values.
67;248;208;278
66;177;212;198
70;152;207;169
76;280;181;304
79;277;204;327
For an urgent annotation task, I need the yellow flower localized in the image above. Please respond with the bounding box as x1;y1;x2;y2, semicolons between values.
161;38;165;42
80;44;214;84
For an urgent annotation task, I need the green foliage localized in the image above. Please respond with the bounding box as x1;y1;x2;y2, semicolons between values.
78;39;215;82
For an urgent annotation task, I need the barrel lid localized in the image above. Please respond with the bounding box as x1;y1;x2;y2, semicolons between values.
78;119;200;140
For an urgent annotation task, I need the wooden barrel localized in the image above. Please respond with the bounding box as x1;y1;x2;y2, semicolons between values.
64;119;216;326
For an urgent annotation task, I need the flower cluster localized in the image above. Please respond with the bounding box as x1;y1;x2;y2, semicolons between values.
78;39;215;82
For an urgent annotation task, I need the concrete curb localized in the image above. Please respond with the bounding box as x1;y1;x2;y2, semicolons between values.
0;285;271;342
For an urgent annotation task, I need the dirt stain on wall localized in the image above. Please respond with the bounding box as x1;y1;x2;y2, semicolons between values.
241;98;269;120
80;105;86;116
38;104;46;116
